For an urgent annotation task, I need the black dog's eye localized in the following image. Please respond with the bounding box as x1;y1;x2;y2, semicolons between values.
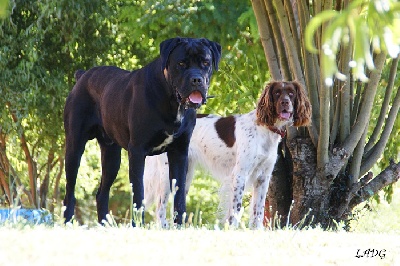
178;62;186;68
203;61;210;67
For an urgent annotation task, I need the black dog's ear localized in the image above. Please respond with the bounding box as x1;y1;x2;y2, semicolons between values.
160;37;182;70
201;38;222;71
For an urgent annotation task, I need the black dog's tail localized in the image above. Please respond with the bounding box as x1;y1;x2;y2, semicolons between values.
74;69;86;81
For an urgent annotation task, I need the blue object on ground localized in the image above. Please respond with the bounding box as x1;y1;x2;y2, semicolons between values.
0;208;52;225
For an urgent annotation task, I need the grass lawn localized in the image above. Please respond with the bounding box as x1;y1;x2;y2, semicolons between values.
0;224;399;266
1;186;399;265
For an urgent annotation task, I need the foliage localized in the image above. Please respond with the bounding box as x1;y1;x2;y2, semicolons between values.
305;0;400;84
0;0;8;18
0;0;117;208
186;171;220;225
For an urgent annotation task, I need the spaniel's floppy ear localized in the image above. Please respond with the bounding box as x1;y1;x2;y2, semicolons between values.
256;82;278;127
292;81;312;127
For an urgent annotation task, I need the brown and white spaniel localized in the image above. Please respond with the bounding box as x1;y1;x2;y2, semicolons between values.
144;81;311;229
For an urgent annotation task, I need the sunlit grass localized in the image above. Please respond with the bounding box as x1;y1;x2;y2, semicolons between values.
1;184;399;265
350;184;400;234
0;222;399;265
1;191;400;265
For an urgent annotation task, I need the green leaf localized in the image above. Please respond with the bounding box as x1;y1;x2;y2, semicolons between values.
305;10;338;53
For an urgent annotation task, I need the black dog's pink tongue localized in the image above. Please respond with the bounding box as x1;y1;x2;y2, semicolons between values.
189;91;203;104
280;112;291;119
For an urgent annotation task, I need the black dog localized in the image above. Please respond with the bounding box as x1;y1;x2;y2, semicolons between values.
63;37;221;224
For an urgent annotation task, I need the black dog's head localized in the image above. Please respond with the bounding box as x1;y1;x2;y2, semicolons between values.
160;37;222;109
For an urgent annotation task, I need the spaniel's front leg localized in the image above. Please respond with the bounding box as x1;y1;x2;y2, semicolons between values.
249;173;271;229
227;172;246;227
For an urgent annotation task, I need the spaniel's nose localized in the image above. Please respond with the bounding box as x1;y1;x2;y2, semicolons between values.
281;97;290;106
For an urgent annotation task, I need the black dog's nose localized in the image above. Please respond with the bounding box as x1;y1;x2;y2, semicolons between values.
191;76;203;86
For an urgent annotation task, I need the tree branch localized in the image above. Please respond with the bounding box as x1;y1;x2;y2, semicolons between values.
0;146;34;205
40;149;55;208
251;0;282;80
364;56;399;153
265;0;291;80
349;161;400;209
339;43;352;143
341;52;387;156
0;133;12;205
50;156;64;213
349;123;367;182
6;102;38;207
360;84;400;176
330;82;341;148
272;0;305;84
296;0;320;145
284;0;302;71
317;76;331;171
335;171;373;219
326;53;386;178
350;81;363;126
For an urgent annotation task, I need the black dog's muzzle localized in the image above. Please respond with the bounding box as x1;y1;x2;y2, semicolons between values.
176;89;207;110
164;68;208;109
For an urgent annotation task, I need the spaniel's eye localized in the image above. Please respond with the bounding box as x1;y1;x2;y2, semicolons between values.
203;61;210;67
178;62;186;67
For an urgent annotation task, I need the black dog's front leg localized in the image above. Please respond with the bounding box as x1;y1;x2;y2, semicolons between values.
167;149;188;225
128;143;146;226
168;108;196;225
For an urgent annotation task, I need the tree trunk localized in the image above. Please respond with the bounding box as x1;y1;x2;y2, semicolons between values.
50;157;63;213
0;133;12;205
7;102;38;207
265;142;293;227
286;137;335;227
39;150;55;209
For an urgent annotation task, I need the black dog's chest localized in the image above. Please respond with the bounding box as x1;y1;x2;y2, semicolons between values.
148;132;174;155
148;110;184;155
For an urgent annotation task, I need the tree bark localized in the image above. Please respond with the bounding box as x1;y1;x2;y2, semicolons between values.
39;150;55;209
287;137;329;226
265;142;293;227
50;157;64;213
0;133;11;205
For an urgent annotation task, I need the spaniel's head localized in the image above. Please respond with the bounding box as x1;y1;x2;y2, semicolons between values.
256;81;311;127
